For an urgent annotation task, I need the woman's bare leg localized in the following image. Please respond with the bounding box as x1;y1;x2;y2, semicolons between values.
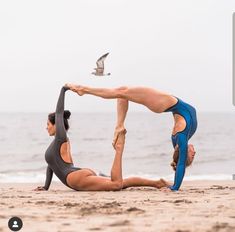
112;99;169;189
66;83;187;135
122;177;170;189
65;84;177;113
67;97;170;190
110;129;125;183
68;99;128;191
112;98;128;148
70;130;126;191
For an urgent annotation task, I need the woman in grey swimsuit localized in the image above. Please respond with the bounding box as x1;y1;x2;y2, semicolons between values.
35;86;169;191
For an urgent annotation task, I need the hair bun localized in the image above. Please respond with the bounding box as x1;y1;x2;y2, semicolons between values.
64;110;71;120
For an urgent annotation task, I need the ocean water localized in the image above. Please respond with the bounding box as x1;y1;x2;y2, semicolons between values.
0;112;235;183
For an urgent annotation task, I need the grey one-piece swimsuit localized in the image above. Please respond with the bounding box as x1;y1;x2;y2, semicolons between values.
43;86;81;190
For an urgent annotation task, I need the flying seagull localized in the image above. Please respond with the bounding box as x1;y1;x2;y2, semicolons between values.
91;53;111;76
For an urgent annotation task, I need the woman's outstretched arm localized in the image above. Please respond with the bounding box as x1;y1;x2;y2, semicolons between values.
34;166;53;191
170;134;188;191
43;166;53;190
55;86;69;141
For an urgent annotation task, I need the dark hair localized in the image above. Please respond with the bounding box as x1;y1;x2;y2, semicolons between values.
48;110;71;131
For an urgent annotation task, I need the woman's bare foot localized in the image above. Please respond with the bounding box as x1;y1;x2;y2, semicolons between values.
112;128;127;150
112;127;127;149
65;83;85;96
155;178;171;189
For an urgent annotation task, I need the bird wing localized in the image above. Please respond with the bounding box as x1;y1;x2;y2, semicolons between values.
96;53;109;69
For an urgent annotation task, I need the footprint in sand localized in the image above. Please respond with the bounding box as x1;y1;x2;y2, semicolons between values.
64;202;81;207
195;190;205;193
108;220;130;227
62;223;71;226
35;200;46;204
80;205;97;215
81;204;124;216
100;202;121;208
48;201;56;205
174;230;191;232
89;228;102;231
210;222;235;231
174;199;193;204
18;195;32;198
126;207;145;213
210;185;228;190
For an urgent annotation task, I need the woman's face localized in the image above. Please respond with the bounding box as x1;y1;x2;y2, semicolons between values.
187;144;196;164
46;120;56;136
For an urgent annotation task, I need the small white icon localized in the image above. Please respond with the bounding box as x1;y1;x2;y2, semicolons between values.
8;216;23;231
12;221;19;228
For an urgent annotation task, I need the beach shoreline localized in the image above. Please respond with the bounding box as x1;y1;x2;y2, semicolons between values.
1;180;235;232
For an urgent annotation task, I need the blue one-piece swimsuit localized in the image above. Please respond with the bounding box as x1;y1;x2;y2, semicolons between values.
164;97;197;191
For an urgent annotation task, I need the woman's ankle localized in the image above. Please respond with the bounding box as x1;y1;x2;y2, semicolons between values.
115;125;125;131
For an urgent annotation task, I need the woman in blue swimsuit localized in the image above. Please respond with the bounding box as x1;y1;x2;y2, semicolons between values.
65;84;197;191
35;86;169;191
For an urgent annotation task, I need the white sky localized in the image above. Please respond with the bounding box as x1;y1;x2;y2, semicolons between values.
0;0;235;112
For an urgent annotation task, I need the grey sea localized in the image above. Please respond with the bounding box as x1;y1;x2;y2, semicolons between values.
0;112;235;183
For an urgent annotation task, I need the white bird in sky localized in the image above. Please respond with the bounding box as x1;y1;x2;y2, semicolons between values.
91;53;111;76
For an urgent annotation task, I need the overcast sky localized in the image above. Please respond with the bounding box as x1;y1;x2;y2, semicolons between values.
0;0;235;112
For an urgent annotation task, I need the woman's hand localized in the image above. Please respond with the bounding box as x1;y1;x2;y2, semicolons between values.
64;83;77;92
160;187;173;193
64;83;85;96
33;186;46;191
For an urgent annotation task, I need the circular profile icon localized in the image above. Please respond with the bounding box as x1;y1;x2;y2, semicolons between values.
8;217;23;231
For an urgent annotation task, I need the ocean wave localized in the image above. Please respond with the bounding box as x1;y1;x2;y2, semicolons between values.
82;138;107;141
0;172;60;183
0;172;233;183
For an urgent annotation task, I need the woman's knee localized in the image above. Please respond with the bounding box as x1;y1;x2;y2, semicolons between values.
111;180;123;191
115;86;129;98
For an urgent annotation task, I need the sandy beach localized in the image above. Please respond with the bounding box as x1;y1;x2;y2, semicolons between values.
0;181;235;232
